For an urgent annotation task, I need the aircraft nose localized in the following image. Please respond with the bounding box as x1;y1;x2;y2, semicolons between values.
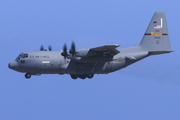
8;61;19;69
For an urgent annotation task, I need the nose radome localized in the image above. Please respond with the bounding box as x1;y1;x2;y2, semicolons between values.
8;61;19;69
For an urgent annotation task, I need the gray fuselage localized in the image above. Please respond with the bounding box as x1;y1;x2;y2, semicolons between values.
9;46;149;75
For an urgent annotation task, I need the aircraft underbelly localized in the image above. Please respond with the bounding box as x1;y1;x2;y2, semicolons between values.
60;62;107;74
77;63;96;74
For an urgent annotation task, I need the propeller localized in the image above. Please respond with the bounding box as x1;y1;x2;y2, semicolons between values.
69;41;76;57
61;44;68;59
40;45;44;51
48;45;52;51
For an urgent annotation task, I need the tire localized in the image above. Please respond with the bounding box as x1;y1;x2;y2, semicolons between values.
87;74;94;79
71;74;78;79
25;73;31;79
79;74;86;79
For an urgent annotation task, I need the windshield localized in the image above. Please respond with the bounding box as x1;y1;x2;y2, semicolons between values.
15;53;28;61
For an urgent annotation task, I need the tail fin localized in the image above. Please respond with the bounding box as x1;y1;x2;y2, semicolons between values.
140;11;172;54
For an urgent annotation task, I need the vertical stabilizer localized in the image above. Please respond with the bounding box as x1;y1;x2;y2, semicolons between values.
140;11;171;52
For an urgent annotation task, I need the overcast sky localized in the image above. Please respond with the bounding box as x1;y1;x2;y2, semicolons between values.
1;0;180;120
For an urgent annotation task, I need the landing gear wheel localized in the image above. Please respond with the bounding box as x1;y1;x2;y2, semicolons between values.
25;73;31;79
79;74;86;79
71;74;78;79
87;74;94;79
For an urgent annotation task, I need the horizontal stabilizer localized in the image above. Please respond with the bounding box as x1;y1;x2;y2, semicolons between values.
148;51;173;55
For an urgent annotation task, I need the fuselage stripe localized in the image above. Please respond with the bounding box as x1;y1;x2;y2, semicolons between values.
144;33;168;35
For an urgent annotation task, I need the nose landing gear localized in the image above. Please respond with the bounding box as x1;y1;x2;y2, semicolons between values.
25;73;31;79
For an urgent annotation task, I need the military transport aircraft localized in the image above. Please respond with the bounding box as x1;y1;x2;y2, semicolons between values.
8;11;172;79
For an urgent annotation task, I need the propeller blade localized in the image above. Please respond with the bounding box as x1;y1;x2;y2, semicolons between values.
61;44;67;59
69;41;76;57
64;44;67;54
72;41;75;54
48;45;52;51
40;45;44;51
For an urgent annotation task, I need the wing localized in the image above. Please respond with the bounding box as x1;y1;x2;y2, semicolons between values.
69;44;120;63
89;44;120;57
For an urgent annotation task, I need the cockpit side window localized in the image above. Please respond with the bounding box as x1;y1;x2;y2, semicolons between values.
15;53;28;61
22;54;28;58
24;54;28;58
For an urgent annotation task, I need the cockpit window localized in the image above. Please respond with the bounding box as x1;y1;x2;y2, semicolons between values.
15;53;28;61
22;54;28;58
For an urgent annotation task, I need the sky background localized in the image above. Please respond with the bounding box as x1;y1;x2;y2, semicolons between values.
0;0;180;120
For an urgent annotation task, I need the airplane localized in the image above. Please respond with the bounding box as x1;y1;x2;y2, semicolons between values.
8;11;172;79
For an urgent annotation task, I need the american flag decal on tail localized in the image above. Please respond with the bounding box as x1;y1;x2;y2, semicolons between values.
154;25;161;29
154;18;163;29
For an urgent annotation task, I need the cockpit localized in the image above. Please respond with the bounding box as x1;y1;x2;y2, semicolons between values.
15;53;28;61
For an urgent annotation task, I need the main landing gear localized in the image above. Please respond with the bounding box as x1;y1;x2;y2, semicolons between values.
70;74;94;80
25;73;31;79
